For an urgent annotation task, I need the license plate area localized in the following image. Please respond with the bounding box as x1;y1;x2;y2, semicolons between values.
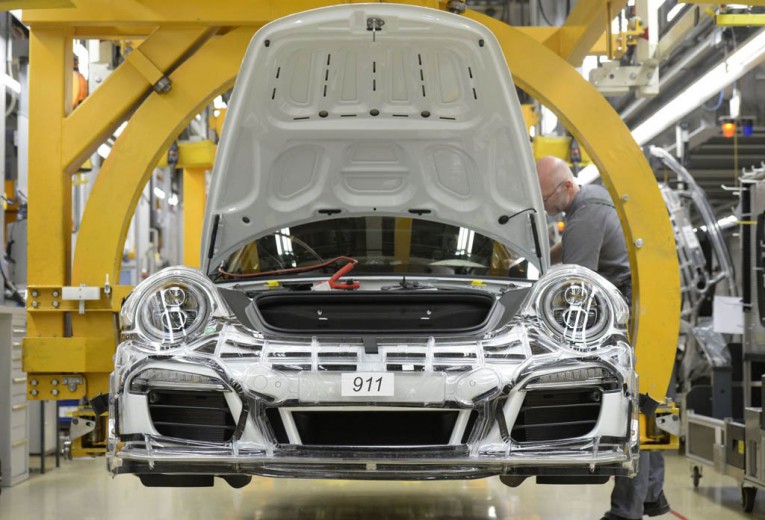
299;372;446;403
341;372;394;396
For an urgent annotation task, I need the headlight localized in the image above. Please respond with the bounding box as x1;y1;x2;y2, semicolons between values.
524;265;629;351
541;278;609;342
139;282;209;343
121;267;230;350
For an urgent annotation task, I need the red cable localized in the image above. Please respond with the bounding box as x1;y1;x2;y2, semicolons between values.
328;259;360;289
219;255;359;289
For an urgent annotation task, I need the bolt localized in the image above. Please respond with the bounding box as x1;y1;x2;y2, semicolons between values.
52;301;60;308
51;379;59;386
621;194;629;202
153;76;172;94
275;381;282;388
52;290;59;297
51;388;60;396
470;380;476;387
30;379;38;386
30;389;38;396
31;290;39;297
32;301;40;308
634;239;644;249
629;73;637;80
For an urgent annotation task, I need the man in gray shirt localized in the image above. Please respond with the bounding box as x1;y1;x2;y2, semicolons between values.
536;156;670;520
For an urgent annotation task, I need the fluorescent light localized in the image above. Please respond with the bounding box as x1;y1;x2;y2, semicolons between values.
153;186;166;200
667;4;684;22
718;214;738;230
577;164;601;185
213;95;227;109
632;28;765;145
97;143;111;158
113;121;128;138
3;73;20;94
168;194;179;207
540;105;558;136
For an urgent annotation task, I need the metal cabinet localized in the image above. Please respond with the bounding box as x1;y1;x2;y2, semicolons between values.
0;306;28;487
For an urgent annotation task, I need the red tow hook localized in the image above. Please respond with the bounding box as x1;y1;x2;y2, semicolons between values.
328;258;360;290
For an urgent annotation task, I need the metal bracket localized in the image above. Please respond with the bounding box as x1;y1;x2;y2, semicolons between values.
62;284;101;314
69;416;96;442
656;412;681;436
589;61;659;97
366;17;384;42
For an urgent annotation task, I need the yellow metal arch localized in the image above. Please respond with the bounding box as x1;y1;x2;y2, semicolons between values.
467;12;680;401
26;3;678;403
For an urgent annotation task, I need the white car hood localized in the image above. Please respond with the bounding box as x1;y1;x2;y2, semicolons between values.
201;4;548;274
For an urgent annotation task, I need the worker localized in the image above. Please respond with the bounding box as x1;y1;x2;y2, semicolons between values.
535;156;670;520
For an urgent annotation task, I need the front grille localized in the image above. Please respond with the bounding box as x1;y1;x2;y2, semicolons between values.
511;388;602;443
290;410;459;446
148;390;235;442
264;342;481;372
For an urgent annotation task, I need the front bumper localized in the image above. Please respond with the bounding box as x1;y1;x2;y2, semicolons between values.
109;330;638;481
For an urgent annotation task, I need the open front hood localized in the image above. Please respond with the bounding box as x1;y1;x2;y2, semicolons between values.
201;4;548;274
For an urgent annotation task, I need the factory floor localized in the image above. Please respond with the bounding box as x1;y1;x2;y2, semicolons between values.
0;452;762;519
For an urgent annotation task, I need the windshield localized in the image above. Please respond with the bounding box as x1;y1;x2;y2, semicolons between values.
217;217;533;280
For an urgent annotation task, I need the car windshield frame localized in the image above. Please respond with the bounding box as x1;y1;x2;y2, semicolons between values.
213;215;536;282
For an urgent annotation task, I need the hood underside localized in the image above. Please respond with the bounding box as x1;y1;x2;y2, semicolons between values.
201;4;548;274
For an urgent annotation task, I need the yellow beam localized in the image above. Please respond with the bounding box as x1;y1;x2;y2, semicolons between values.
24;337;116;373
0;0;73;8
183;167;208;267
393;218;413;273
466;11;680;400
62;27;212;173
156;139;217;169
682;0;765;4
27;27;72;340
715;14;765;26
544;0;629;66
22;0;442;29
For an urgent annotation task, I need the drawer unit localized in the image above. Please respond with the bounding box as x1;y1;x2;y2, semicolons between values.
1;307;29;487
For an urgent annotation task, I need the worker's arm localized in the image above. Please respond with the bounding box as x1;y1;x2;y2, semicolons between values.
561;208;604;271
549;241;563;264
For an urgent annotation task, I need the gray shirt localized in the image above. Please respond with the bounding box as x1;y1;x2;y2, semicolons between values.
563;184;631;289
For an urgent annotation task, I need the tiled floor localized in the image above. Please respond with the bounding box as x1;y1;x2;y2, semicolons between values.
1;452;762;519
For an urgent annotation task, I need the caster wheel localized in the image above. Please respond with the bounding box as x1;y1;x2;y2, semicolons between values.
692;465;701;488
741;485;757;513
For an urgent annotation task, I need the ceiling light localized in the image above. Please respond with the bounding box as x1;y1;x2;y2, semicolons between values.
666;4;684;22
3;73;20;94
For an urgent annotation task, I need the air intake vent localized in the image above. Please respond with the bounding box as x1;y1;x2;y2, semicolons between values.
220;339;263;359
291;410;459;446
148;390;235;443
266;347;359;372
511;388;602;443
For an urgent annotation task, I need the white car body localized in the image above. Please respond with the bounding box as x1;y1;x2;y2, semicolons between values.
108;4;637;488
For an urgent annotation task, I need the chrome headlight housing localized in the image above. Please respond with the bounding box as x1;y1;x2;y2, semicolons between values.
120;266;231;351
523;265;629;351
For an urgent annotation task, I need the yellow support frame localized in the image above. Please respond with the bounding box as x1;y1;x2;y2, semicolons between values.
23;1;679;407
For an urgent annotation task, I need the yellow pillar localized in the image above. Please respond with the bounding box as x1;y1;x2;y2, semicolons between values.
183;167;207;267
26;27;72;339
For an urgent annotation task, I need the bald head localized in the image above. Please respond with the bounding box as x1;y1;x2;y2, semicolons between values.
535;155;579;216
